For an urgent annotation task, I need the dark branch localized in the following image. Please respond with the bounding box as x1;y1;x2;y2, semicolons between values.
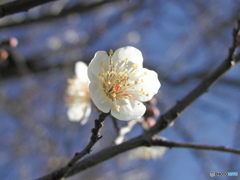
37;19;240;179
37;112;109;180
0;0;121;27
65;136;240;177
145;18;240;138
0;0;57;18
150;139;240;155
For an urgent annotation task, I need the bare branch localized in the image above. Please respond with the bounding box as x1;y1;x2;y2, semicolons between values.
145;18;240;138
65;135;240;177
37;112;109;180
0;0;58;18
0;0;122;28
150;139;240;155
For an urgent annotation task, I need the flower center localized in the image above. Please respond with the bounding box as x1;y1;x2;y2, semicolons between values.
98;50;148;112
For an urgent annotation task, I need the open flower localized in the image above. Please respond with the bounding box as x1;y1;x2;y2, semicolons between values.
88;46;160;120
66;61;91;125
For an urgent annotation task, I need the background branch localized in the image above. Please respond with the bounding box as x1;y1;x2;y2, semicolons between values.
0;0;57;18
0;0;121;28
150;139;240;155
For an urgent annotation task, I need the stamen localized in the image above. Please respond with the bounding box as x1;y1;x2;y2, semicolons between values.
115;105;120;112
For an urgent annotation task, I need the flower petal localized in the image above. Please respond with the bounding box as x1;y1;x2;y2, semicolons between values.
130;68;160;102
111;99;146;120
89;82;111;113
80;104;92;125
112;46;143;68
67;104;86;122
88;51;109;81
75;61;89;82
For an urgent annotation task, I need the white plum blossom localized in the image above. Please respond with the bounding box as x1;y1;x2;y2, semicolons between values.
129;146;167;159
66;61;91;125
88;46;160;120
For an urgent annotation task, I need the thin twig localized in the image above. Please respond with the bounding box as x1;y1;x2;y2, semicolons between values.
150;139;240;155
37;112;109;180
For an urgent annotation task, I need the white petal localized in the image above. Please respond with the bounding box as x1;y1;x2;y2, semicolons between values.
75;61;89;82
80;104;91;125
89;82;111;113
111;99;146;120
131;68;161;102
88;51;109;81
67;104;86;122
112;46;143;68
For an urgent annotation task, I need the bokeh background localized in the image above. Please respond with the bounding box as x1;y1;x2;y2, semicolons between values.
0;0;240;179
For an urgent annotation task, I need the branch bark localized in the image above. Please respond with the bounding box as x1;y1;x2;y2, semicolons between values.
0;0;122;28
37;112;109;180
0;0;57;18
65;136;240;177
145;18;240;138
150;139;240;155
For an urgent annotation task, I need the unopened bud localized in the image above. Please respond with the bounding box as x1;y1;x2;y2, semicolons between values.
9;37;18;47
0;49;9;60
144;105;160;118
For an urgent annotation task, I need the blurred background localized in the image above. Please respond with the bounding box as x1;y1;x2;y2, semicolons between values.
0;0;240;179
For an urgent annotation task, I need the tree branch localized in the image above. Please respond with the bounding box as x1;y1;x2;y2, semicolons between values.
0;0;58;18
0;0;121;27
64;135;240;177
37;112;109;180
145;18;240;138
37;19;240;179
150;139;240;155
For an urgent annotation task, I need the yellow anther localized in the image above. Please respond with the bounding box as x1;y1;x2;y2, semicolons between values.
137;103;141;105
117;60;121;63
144;72;147;75
108;81;111;84
132;72;137;75
132;87;136;89
141;79;144;83
132;63;138;69
135;81;138;84
146;94;149;96
115;105;120;112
